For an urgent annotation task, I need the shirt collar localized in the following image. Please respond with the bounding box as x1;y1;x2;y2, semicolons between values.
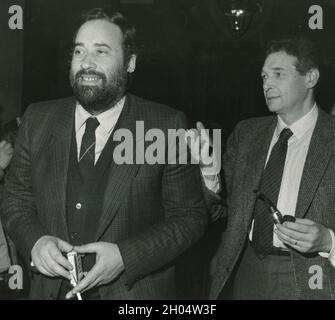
75;96;126;134
275;103;318;141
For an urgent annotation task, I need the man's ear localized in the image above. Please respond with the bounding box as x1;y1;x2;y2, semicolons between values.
127;54;137;74
305;68;320;89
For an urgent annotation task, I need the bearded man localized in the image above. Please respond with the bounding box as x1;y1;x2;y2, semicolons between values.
0;8;206;300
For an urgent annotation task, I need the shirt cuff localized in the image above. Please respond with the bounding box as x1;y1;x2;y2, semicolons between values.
201;172;221;194
319;228;335;267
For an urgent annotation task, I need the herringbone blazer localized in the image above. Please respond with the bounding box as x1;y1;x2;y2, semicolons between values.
0;94;207;300
208;109;335;300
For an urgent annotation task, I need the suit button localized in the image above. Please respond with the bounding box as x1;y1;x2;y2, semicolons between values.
75;203;82;210
71;232;80;240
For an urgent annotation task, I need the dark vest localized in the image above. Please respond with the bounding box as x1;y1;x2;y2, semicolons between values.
66;126;115;271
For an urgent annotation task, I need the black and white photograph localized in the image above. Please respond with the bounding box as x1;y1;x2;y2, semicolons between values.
1;0;335;305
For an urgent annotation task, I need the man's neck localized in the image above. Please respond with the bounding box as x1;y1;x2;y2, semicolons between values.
278;100;316;126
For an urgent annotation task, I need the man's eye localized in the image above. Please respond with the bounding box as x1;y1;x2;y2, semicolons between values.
274;72;281;78
73;49;84;56
97;49;108;55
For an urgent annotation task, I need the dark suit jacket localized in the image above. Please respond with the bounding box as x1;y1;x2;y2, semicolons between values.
208;109;335;300
0;94;207;300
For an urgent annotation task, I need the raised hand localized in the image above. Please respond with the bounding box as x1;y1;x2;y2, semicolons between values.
0;140;14;170
186;122;219;174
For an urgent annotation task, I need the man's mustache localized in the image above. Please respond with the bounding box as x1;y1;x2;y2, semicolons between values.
74;70;106;81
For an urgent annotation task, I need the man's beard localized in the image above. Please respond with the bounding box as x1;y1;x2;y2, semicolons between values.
70;67;128;114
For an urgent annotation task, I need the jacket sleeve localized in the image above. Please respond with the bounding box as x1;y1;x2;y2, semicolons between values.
117;111;208;287
202;120;243;222
0;105;47;264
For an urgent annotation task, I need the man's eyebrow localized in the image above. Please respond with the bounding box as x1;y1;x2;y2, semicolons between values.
73;43;112;50
261;66;287;75
94;43;112;50
271;67;286;71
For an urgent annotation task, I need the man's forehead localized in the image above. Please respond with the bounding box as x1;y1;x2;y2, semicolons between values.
75;19;123;45
262;51;298;71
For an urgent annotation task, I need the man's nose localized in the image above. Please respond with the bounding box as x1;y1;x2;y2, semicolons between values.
263;78;273;92
80;54;97;70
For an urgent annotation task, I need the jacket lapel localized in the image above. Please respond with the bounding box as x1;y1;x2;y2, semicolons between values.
45;98;76;241
241;117;277;231
94;95;141;240
295;110;335;218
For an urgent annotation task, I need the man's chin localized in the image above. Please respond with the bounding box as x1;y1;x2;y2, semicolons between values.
267;101;282;113
74;87;103;107
76;84;101;93
76;95;118;113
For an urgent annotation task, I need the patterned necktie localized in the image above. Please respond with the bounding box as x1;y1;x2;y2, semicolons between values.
252;128;293;255
79;117;100;180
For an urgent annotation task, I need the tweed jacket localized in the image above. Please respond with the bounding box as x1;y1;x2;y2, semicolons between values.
0;94;207;300
209;109;335;300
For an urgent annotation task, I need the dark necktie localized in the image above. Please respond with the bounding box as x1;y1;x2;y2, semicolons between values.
79;117;100;180
252;128;293;255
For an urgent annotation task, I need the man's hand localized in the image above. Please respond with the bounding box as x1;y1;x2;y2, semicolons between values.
31;235;73;279
65;242;125;299
0;140;14;170
186;122;218;173
275;218;332;253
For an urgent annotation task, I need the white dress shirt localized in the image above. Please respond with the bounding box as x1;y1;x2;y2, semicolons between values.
75;96;125;164
249;104;318;248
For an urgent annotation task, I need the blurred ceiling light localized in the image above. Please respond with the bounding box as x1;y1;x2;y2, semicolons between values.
220;0;263;37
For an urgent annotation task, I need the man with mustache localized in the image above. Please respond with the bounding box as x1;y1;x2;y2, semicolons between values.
0;8;206;299
189;38;335;299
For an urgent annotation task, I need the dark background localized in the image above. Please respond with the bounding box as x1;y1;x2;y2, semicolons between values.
2;0;335;299
20;0;335;134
